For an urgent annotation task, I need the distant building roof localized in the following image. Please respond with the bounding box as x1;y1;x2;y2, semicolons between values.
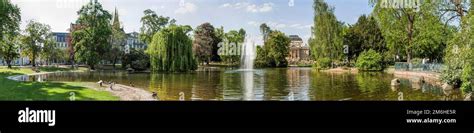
289;35;303;41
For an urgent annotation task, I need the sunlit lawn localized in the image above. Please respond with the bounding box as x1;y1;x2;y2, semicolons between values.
0;66;119;101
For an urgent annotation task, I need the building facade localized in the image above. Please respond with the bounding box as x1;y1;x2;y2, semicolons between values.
126;32;147;50
287;35;310;64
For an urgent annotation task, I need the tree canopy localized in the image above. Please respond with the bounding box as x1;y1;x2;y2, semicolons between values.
72;1;112;70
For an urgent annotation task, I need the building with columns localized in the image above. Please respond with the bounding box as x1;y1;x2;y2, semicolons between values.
287;35;310;64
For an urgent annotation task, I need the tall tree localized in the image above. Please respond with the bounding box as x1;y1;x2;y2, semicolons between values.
72;1;112;70
0;0;21;69
310;0;344;64
343;15;385;61
139;9;176;44
220;29;246;64
259;23;271;43
193;23;216;65
257;31;291;67
20;20;52;67
442;0;473;92
147;25;197;72
109;7;126;70
40;37;59;65
212;26;225;62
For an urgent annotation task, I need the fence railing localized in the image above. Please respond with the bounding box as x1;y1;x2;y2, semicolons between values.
394;62;444;73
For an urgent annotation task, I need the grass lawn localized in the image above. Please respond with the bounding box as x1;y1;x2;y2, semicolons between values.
0;66;119;101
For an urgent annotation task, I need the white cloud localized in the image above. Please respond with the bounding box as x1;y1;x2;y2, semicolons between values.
248;21;311;30
220;2;273;13
247;21;259;26
175;2;197;14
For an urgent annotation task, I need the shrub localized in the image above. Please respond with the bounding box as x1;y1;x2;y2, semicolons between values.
356;49;384;71
122;49;150;71
461;65;472;93
315;57;332;69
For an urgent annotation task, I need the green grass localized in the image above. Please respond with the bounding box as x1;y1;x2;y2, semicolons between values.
0;66;119;101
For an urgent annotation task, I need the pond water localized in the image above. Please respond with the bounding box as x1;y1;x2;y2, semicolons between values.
24;67;462;101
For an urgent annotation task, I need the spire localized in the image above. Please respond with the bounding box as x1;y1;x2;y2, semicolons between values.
112;7;121;30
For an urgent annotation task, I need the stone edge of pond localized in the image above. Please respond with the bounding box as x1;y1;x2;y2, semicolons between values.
5;71;157;101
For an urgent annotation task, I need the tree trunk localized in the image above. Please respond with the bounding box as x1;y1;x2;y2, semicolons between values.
32;55;36;67
112;56;117;70
6;59;12;69
406;15;414;63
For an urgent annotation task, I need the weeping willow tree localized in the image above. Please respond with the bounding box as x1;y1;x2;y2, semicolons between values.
147;26;197;72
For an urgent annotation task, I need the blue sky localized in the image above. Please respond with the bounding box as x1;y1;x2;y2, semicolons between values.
12;0;373;44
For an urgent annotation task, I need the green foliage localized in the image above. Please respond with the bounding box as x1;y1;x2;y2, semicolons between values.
193;22;216;64
259;23;271;43
122;49;149;71
0;0;21;40
356;49;384;71
310;0;344;62
40;37;61;65
315;57;331;69
20;20;53;67
219;29;246;64
212;26;225;62
0;33;20;68
343;15;386;62
461;65;472;93
442;8;474;88
255;31;291;67
0;0;21;69
147;25;197;72
108;8;126;69
139;9;176;44
372;0;447;63
72;1;112;70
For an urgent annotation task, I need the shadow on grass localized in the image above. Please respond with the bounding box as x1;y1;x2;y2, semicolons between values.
0;72;117;101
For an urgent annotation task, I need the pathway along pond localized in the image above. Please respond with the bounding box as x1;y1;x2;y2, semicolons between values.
21;67;462;101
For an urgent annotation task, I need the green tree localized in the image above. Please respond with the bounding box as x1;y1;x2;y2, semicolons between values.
0;33;20;68
40;37;59;65
355;49;384;71
255;31;291;67
343;15;385;62
193;22;216;65
442;0;474;91
147;25;197;72
259;23;271;43
139;9;176;44
310;0;344;66
0;0;21;69
220;29;246;64
371;0;445;63
72;1;112;70
412;0;447;61
122;48;149;71
20;20;52;67
212;26;225;62
109;8;126;70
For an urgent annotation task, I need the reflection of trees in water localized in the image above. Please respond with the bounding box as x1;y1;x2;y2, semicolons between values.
149;73;195;100
391;78;462;101
263;68;289;100
286;68;311;100
149;71;224;100
310;72;357;100
355;72;391;100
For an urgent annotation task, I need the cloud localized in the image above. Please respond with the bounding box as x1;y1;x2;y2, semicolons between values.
175;2;197;14
248;21;312;30
220;2;273;13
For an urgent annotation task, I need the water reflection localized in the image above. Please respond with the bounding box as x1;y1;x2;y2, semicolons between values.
23;68;463;101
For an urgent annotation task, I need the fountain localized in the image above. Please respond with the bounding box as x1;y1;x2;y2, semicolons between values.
240;37;256;70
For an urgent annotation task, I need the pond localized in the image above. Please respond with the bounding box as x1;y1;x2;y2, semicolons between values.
24;67;462;101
